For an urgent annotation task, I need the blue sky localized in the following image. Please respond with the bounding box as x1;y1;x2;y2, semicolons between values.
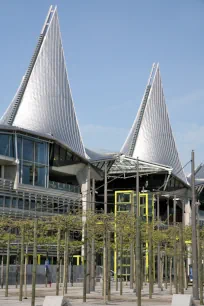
0;0;203;172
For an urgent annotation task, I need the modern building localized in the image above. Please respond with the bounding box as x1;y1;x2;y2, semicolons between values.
0;6;101;219
87;63;191;225
86;64;192;275
0;6;194;271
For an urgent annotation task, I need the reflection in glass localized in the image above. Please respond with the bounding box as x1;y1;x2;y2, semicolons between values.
24;200;29;210
12;198;17;209
18;199;24;210
35;166;46;187
60;147;66;162
31;200;35;210
117;193;131;203
5;197;11;208
36;200;42;212
9;135;14;157
54;145;59;165
17;136;22;160
22;163;33;185
51;144;77;166
0;196;3;207
23;138;34;162
35;142;47;164
54;203;59;213
117;204;131;211
0;134;9;156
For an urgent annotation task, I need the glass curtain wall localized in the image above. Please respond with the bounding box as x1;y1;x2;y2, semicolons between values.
17;136;48;187
0;134;15;157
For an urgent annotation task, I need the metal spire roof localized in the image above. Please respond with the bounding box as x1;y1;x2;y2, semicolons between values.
121;63;187;183
0;6;86;158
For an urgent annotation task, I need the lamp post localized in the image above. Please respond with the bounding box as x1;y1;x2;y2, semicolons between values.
191;150;199;299
136;158;141;306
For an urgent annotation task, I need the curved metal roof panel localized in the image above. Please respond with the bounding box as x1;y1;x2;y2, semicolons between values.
121;64;187;183
0;6;85;158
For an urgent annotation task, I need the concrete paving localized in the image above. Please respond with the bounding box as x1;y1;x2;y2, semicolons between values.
0;283;200;306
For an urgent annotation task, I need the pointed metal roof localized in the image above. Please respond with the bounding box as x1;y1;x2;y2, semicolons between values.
0;6;86;157
121;63;187;183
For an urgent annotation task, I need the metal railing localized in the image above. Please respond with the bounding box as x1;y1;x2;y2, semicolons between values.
48;180;80;194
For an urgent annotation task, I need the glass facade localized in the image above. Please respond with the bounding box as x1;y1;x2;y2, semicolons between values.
35;142;47;164
50;143;80;167
0;131;80;194
0;131;81;220
0;134;14;157
5;197;11;208
0;196;3;207
35;165;46;186
12;198;17;209
0;195;76;216
23;139;34;162
17;136;48;187
22;163;34;185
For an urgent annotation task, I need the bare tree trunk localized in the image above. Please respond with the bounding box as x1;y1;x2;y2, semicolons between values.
136;221;141;302
200;248;203;305
116;240;118;291
160;255;164;291
120;235;123;296
198;226;203;304
63;228;69;295
45;250;48;287
56;228;61;296
83;222;87;302
90;238;95;291
165;252;168;289
108;231;111;301
157;195;161;289
60;257;62;288
177;261;180;293
19;225;25;301
185;251;189;290
130;242;134;289
134;251;136;292
16;246;19;289
86;242;90;294
91;177;96;293
170;257;172;295
136;161;141;306
5;231;10;297
174;242;178;294
153;251;155;293
1;254;4;289
148;225;153;299
157;244;161;288
31;218;37;306
103;229;108;303
141;251;144;290
24;244;28;299
179;224;184;294
184;260;187;291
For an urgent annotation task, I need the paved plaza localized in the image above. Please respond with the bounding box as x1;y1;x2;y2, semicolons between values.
0;283;200;306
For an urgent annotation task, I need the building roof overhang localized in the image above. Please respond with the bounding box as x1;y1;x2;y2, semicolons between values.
86;149;172;178
109;155;172;177
0;125;103;181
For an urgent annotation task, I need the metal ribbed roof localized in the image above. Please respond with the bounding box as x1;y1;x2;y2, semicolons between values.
0;6;85;158
121;63;187;183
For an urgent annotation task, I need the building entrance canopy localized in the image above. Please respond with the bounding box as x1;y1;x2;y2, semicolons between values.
88;151;172;177
109;155;172;177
